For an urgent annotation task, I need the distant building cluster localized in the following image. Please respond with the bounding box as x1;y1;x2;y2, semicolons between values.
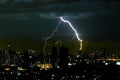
0;44;120;79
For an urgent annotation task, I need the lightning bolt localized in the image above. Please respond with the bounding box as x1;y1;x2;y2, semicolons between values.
70;34;76;41
60;17;83;50
43;20;61;55
55;40;59;45
55;39;63;46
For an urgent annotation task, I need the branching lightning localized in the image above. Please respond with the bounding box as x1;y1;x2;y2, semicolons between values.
43;16;83;55
70;34;75;41
43;21;61;55
55;39;63;46
60;17;83;50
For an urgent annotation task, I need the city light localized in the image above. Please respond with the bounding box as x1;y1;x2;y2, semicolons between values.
17;67;26;71
5;68;10;71
36;63;53;70
116;61;120;65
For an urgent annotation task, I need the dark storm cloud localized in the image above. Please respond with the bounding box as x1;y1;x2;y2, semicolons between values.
76;11;120;41
0;0;80;3
0;12;96;19
0;1;120;41
0;9;120;39
1;0;120;13
29;0;120;12
0;13;30;20
34;0;120;19
37;13;57;19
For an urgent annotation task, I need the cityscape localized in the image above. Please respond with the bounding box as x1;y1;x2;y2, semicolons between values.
0;44;120;80
0;0;120;80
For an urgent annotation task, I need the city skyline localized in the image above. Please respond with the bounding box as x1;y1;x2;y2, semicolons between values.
0;1;120;79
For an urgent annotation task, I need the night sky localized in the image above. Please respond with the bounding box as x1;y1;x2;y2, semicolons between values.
0;0;120;42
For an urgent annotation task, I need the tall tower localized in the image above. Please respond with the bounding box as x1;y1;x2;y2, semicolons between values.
51;46;57;68
59;46;69;69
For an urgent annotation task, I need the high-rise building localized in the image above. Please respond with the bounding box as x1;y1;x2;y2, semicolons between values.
59;46;69;69
51;46;57;68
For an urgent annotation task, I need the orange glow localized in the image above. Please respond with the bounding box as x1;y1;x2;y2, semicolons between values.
5;68;10;71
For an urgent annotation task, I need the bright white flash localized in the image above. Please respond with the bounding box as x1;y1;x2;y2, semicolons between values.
43;21;61;55
60;17;83;50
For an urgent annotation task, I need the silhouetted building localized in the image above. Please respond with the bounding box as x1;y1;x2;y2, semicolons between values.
51;46;57;68
22;51;36;68
59;46;69;69
39;52;44;64
7;44;16;57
